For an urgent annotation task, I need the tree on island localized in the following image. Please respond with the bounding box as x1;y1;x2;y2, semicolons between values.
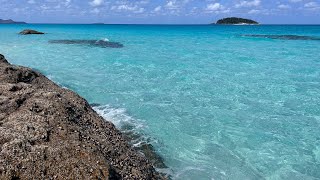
215;17;259;25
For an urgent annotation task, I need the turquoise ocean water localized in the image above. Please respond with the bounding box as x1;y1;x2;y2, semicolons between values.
1;24;320;179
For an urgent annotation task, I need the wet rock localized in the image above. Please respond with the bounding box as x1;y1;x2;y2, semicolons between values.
0;54;7;63
19;29;45;35
0;54;165;180
90;113;169;170
139;143;167;169
90;103;102;107
242;34;320;40
120;127;167;169
49;39;124;48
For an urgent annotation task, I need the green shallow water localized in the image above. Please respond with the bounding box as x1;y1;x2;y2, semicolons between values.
1;24;320;179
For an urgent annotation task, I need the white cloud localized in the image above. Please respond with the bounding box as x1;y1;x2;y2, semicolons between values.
65;0;71;6
91;8;100;14
154;6;162;12
248;9;260;14
165;0;190;10
166;1;178;9
304;2;318;8
278;4;291;9
206;3;223;11
111;4;145;13
304;1;320;10
248;8;270;15
90;0;104;7
205;3;230;13
235;0;261;8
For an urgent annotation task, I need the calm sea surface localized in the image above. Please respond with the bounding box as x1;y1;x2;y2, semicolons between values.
1;24;320;179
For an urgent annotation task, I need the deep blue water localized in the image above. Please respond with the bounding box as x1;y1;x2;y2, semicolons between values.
1;24;320;179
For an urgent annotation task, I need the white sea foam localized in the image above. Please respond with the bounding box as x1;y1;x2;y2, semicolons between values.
92;105;151;147
97;38;109;42
93;104;143;129
173;166;206;179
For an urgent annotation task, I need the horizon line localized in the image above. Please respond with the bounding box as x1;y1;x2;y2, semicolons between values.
2;23;320;25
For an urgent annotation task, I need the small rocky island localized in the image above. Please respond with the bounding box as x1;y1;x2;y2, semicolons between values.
215;17;259;25
0;54;165;179
19;29;45;35
0;19;26;24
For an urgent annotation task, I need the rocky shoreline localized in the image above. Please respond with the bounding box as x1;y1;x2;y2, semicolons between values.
0;54;165;179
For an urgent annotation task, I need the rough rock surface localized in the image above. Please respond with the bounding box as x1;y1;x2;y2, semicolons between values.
0;54;164;179
19;29;45;35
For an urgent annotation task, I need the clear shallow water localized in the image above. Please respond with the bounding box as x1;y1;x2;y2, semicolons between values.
1;24;320;179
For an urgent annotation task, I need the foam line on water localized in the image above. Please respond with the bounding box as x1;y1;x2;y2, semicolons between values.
92;104;145;133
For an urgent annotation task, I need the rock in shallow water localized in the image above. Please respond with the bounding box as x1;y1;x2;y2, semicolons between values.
242;34;320;40
0;54;165;179
49;39;124;48
122;127;168;169
19;29;45;35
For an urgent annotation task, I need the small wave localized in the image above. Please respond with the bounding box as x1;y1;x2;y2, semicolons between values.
92;104;168;169
95;38;109;44
92;105;152;148
92;104;144;131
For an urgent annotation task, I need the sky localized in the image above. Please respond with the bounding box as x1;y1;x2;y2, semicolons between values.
0;0;319;24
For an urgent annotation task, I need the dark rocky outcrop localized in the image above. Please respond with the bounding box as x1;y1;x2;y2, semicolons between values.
49;40;124;48
0;54;165;179
0;19;26;24
215;17;258;25
19;29;45;35
242;34;320;40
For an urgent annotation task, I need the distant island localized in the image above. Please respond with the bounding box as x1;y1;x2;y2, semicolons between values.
0;19;26;24
215;17;259;25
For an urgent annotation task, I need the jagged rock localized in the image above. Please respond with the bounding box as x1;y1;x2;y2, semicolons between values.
0;54;165;179
19;29;45;35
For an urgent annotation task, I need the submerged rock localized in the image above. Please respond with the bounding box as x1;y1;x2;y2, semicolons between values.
242;34;320;40
49;39;124;48
0;54;165;179
122;128;167;169
19;29;45;35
